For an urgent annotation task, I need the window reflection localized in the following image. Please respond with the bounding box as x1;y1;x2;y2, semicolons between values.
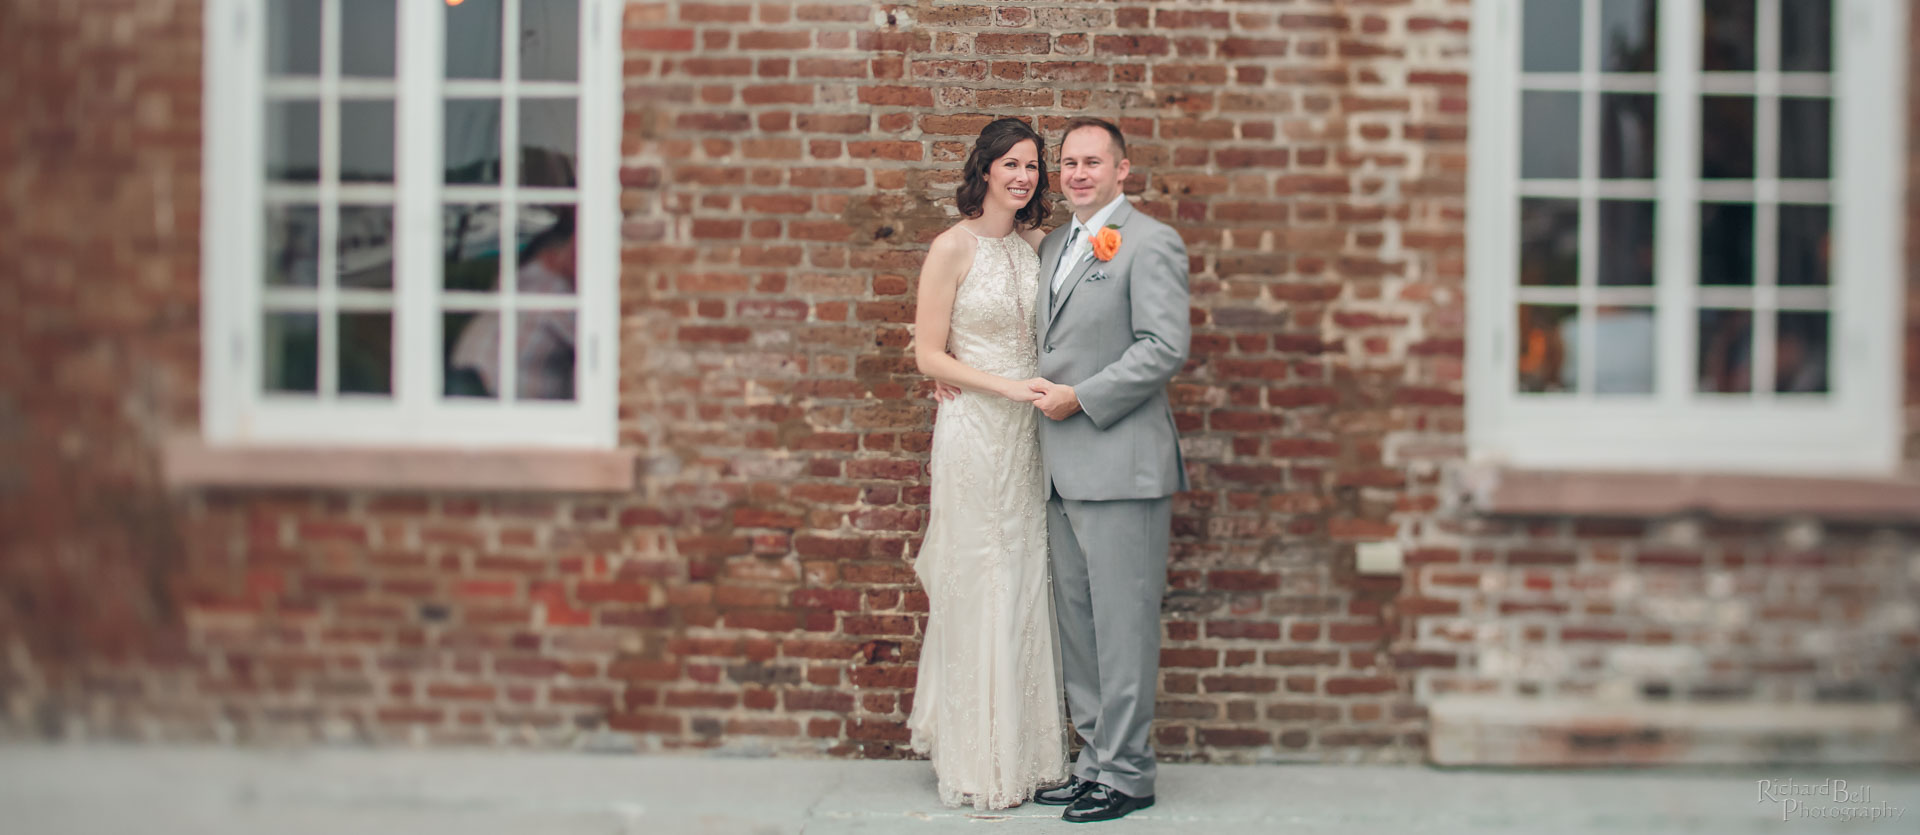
1600;0;1658;72
1589;307;1656;394
1518;305;1578;393
338;311;393;395
1697;308;1753;393
263;311;319;393
522;0;580;82
1699;203;1754;286
1775;311;1830;394
1777;204;1831;287
1519;198;1580;287
446;211;578;401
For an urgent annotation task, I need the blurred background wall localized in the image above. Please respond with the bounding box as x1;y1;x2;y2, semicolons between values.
1;0;1916;766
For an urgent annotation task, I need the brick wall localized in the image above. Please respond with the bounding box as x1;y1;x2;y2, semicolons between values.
1909;0;1920;466
2;0;1916;766
0;0;206;737
615;0;1478;762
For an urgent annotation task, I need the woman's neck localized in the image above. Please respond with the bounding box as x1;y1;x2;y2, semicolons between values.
968;205;1018;238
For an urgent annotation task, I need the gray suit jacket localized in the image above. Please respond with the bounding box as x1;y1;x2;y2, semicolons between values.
1034;200;1191;501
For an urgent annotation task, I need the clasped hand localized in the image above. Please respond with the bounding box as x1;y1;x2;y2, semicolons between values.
932;377;1081;421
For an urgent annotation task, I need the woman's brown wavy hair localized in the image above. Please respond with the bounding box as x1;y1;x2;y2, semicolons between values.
955;118;1049;231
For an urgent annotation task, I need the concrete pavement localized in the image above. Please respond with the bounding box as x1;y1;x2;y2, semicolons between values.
0;744;1914;834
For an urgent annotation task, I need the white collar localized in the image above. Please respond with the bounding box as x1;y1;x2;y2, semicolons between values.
1070;195;1127;241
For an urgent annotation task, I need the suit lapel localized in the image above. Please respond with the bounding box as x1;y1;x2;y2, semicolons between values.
1049;200;1135;319
1037;226;1066;335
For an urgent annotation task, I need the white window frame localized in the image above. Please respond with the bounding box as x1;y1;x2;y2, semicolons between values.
1467;0;1908;475
201;0;621;449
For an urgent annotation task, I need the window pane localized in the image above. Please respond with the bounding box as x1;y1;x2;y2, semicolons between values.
339;311;393;395
340;99;395;183
1521;91;1582;179
338;205;393;289
1699;96;1754;180
1775;311;1830;393
266;100;321;183
266;0;321;76
1702;0;1756;71
1777;205;1831;287
340;0;397;78
444;204;503;291
516;311;577;401
1518;305;1578;393
265;205;320;287
516;205;577;295
446;0;504;79
263;311;319;393
1696;308;1753;393
1519;198;1579;287
1600;0;1658;72
1523;0;1582;72
1593;307;1656;394
522;0;580;82
446;99;503;185
1598;200;1655;286
1780;0;1833;72
521;98;578;188
445;311;497;398
1699;203;1754;286
1779;97;1831;180
1600;93;1657;179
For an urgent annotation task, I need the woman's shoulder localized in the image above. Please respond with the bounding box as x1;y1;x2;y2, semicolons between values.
1019;226;1048;250
929;224;982;255
921;224;981;284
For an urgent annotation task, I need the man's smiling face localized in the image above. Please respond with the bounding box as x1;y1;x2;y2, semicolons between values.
1057;126;1130;220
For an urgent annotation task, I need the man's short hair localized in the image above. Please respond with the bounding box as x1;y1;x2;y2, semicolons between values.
1061;117;1127;160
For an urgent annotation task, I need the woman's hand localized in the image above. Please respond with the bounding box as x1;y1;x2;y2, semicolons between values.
1001;377;1049;403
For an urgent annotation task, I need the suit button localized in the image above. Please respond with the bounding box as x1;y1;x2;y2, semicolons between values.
1045;345;1053;353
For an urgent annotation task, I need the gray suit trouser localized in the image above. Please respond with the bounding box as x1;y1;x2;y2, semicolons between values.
1046;490;1171;798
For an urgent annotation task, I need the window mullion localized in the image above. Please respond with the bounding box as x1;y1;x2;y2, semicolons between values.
582;0;615;443
395;0;444;437
500;0;523;404
317;0;342;402
1832;0;1905;432
1575;0;1600;398
1466;0;1517;455
204;0;261;442
1654;0;1701;407
1752;0;1784;402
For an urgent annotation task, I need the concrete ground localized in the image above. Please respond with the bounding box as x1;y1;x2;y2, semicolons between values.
0;745;1915;834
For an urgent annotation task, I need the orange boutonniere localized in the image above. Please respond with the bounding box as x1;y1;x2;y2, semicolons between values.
1090;225;1122;261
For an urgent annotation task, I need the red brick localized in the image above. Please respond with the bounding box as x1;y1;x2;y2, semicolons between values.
627;28;695;51
1326;676;1398;696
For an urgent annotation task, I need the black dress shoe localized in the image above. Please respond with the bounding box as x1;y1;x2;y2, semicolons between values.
1033;775;1097;806
1062;783;1154;823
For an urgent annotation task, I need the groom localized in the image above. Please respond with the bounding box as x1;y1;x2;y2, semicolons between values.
1028;118;1190;823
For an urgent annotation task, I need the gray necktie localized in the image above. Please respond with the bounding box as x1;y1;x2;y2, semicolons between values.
1053;226;1081;297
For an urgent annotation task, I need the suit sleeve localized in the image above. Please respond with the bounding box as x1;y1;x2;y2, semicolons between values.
1072;225;1190;430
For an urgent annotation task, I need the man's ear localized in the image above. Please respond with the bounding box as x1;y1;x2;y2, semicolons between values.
1116;157;1132;184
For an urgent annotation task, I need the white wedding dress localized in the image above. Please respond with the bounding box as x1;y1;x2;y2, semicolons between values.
907;228;1067;809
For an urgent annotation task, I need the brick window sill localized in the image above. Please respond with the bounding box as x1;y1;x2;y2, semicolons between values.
161;435;637;493
1464;466;1920;521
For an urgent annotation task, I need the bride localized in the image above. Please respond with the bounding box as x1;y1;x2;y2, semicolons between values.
905;117;1067;809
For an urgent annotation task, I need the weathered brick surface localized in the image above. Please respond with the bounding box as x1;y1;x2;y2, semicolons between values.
1;0;1916;766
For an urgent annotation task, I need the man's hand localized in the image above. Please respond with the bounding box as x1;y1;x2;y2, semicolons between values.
1030;381;1082;421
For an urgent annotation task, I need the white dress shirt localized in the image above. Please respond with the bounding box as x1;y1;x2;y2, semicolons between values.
1051;194;1127;294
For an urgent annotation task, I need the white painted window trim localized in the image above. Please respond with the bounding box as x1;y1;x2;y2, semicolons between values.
201;0;621;449
1467;0;1908;475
